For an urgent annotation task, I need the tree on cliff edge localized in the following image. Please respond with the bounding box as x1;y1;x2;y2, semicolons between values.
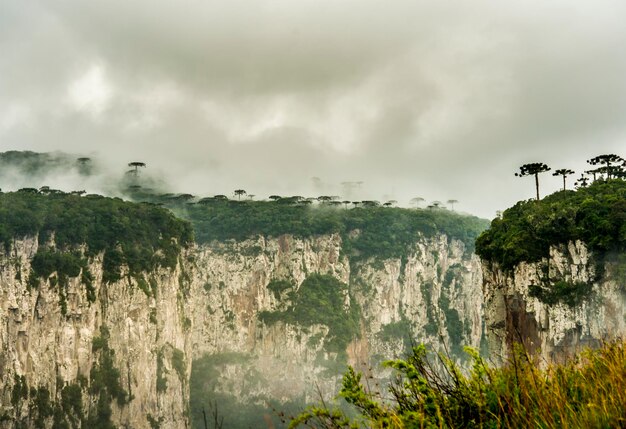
515;163;551;201
587;154;624;180
552;168;575;191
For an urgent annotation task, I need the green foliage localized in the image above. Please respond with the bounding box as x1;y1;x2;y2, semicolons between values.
172;348;186;383
477;180;626;271
87;325;128;429
156;349;167;393
420;282;439;336
476;180;626;305
11;374;28;407
267;279;295;299
61;383;84;426
147;413;162;429
168;200;487;261
377;318;413;347
31;387;53;428
0;190;192;290
529;280;593;307
259;274;361;355
290;340;626;428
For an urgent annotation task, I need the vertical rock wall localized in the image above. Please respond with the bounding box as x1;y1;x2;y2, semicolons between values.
482;240;626;363
189;233;485;408
0;237;192;429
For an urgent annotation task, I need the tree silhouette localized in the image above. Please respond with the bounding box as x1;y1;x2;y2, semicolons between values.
515;163;551;201
383;200;397;207
341;200;351;209
128;161;146;177
410;197;424;208
552;168;575;191
76;157;92;176
587;154;624;179
446;199;459;211
269;195;282;201
234;189;246;201
574;174;590;189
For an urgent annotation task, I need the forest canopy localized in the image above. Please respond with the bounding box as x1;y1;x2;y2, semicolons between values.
476;179;626;271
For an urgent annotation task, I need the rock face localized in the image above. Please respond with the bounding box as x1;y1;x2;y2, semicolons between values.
188;232;485;416
482;240;626;363
0;237;192;429
0;231;487;428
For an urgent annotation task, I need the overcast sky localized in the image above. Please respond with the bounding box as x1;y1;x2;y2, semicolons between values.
1;0;626;218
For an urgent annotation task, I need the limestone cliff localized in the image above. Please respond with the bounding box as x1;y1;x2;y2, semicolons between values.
0;237;192;429
188;232;485;424
482;240;626;363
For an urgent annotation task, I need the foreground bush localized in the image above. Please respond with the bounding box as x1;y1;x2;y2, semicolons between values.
290;340;626;428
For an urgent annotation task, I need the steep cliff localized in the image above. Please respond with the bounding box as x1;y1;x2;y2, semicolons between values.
0;191;194;428
482;241;626;362
0;189;490;429
477;180;626;363
0;239;193;429
188;232;486;428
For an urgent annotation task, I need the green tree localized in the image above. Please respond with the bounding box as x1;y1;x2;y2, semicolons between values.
447;199;459;210
127;161;146;177
234;189;246;201
575;174;590;189
552;168;575;191
587;154;624;179
515;162;551;200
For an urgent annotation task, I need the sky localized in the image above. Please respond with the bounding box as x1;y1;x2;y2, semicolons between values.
1;0;626;218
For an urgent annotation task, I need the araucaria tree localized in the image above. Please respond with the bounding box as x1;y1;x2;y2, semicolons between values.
515;163;551;201
552;168;575;191
446;199;459;210
587;154;625;179
575;174;590;189
234;189;246;201
128;161;146;177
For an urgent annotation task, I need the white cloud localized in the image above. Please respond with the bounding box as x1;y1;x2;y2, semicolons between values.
67;64;113;118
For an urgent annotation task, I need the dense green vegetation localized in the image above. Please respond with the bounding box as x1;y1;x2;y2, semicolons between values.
476;180;626;305
88;326;129;429
290;340;626;429
476;180;626;271
0;190;193;288
259;274;361;355
171;201;488;262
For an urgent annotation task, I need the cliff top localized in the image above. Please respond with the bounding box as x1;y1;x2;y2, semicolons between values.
0;189;193;282
175;200;488;259
475;179;626;271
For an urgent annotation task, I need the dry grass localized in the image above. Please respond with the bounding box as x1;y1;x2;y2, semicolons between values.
289;340;626;428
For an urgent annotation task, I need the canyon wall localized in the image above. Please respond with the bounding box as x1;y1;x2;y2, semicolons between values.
188;232;485;423
482;240;626;363
0;237;192;429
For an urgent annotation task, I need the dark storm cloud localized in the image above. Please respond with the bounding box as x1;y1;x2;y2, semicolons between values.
1;0;626;217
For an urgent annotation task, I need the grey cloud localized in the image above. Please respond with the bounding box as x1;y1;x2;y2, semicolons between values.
2;0;626;218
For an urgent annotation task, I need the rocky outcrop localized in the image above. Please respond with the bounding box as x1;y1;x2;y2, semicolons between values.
0;237;192;428
189;232;485;412
483;240;626;363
